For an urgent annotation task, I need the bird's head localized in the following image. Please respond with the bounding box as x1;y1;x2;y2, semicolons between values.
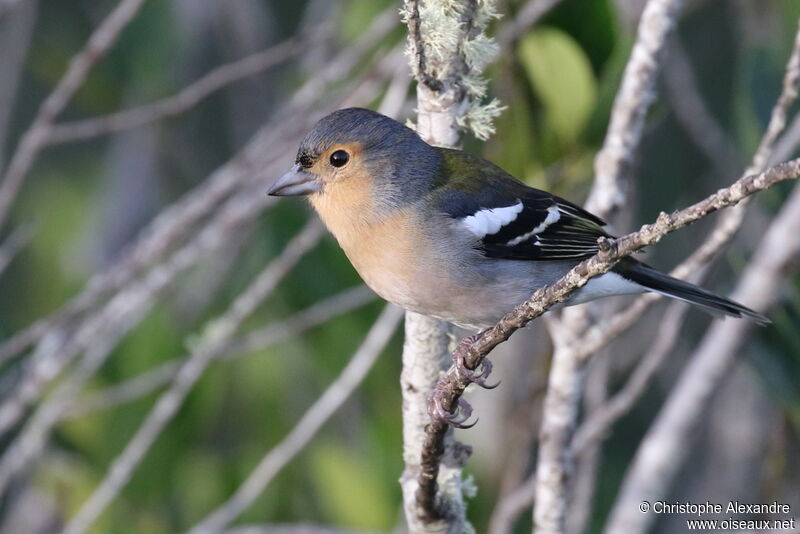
268;108;439;213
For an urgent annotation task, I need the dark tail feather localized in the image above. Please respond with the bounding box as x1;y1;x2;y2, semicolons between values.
614;259;770;325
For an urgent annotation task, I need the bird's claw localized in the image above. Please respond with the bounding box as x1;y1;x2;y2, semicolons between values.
453;354;499;389
452;331;500;389
428;390;477;429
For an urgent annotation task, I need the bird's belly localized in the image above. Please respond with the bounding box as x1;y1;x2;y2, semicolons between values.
346;250;547;330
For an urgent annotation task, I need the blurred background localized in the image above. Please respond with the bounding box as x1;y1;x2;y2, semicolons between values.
0;0;798;533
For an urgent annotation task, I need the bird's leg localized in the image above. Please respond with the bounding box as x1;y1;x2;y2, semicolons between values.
452;329;499;389
427;329;499;427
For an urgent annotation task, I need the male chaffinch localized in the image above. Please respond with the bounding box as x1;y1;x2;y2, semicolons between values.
268;107;767;329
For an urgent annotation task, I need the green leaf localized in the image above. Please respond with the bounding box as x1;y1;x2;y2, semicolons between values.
518;27;598;146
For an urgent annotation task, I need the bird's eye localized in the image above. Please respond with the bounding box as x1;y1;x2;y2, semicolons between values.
329;150;350;168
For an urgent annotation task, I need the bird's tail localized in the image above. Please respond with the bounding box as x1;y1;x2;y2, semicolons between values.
614;259;770;324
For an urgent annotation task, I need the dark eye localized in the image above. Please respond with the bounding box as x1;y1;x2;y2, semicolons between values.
329;150;350;168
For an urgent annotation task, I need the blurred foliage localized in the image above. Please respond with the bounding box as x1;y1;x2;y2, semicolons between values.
0;0;798;533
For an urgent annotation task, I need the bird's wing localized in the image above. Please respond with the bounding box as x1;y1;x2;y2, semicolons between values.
432;149;609;261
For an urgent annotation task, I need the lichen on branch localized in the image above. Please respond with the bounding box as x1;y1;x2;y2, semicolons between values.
401;0;504;140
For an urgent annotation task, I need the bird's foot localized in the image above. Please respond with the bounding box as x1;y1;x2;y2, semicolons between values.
428;390;476;429
452;330;499;389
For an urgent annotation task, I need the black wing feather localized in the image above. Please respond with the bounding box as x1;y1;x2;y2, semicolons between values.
431;148;609;261
473;191;609;261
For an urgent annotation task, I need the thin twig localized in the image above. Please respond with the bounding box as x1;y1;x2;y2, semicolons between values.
663;40;741;178
602;179;800;534
186;305;404;534
61;220;324;534
423;155;800;523
564;16;800;368
46;29;330;145
0;30;398;491
570;298;691;454
533;1;684;532
497;0;565;47
597;30;800;533
64;285;375;419
488;473;537;534
0;0;148;231
480;25;800;527
587;0;684;217
770;111;800;165
401;0;500;530
0;180;282;439
566;354;610;534
0;220;323;499
0;5;397;366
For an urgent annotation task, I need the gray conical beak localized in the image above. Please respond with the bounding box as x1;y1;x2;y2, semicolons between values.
267;164;322;196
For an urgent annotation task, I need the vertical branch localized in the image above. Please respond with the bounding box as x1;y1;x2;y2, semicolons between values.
587;0;684;217
399;1;501;532
534;0;684;533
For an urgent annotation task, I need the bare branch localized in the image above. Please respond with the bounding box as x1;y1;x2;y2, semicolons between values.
587;0;684;217
46;30;329;145
60;220;323;534
570;298;691;454
497;0;565;47
0;180;282;439
424;156;800;528
602;179;800;534
533;1;684;531
663;40;741;178
564;16;800;368
0;221;323;501
186;305;403;534
593;29;800;533
770;111;800;165
0;5;398;366
488;473;537;534
64;285;375;419
400;0;508;530
0;0;37;165
0;0;148;231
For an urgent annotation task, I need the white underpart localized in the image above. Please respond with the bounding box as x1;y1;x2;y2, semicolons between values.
460;201;524;238
574;272;642;303
505;204;561;246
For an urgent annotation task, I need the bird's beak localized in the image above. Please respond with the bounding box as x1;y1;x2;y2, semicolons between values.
267;164;322;196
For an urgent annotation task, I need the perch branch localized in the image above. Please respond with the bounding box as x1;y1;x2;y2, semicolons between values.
602;178;800;534
421;156;800;526
533;0;684;532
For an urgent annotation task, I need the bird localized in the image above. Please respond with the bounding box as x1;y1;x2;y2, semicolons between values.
268;107;768;330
